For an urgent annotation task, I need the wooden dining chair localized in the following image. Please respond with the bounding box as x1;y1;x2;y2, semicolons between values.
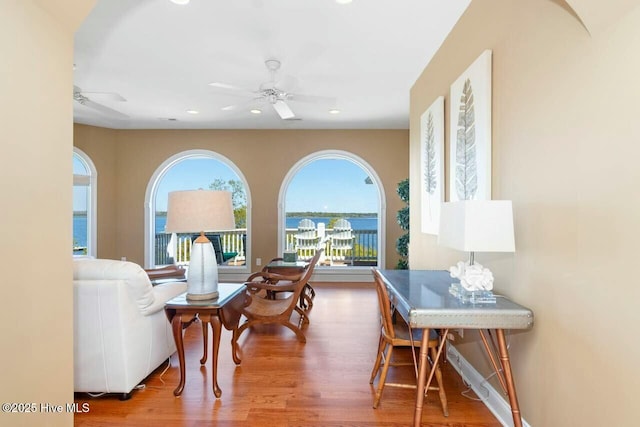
234;249;323;344
369;268;448;415
250;250;320;312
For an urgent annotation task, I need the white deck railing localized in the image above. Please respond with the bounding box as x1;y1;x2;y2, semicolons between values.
154;228;377;266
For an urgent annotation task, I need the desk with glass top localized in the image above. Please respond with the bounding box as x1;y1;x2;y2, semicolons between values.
164;283;246;398
376;269;534;427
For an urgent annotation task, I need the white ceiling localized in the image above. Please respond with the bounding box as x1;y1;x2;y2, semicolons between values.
73;0;470;130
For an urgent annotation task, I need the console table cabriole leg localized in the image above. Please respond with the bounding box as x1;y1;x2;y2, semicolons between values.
413;328;431;427
171;314;186;397
495;329;523;427
222;293;246;365
209;314;223;398
200;319;208;365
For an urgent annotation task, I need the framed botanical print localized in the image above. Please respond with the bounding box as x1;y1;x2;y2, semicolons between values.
449;49;492;201
420;96;444;234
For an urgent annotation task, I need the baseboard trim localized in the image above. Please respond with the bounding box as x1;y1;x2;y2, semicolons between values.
446;344;531;427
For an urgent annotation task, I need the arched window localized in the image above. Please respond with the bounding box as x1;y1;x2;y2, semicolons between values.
73;148;97;257
145;150;251;276
279;150;385;279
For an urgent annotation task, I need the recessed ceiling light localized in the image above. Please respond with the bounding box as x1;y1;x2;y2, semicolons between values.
329;109;341;115
186;109;199;114
170;0;190;5
335;0;353;4
250;109;262;115
221;105;235;111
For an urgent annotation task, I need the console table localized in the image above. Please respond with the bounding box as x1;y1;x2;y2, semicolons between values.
164;283;246;397
376;269;534;427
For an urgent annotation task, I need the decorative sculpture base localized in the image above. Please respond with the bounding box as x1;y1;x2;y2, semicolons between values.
186;291;219;301
449;282;496;304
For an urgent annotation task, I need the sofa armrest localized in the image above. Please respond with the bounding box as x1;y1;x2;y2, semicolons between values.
139;280;187;316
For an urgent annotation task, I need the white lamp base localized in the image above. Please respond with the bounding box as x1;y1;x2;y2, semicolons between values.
186;238;219;301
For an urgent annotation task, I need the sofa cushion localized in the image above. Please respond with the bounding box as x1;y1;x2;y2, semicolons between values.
74;259;155;312
140;280;187;316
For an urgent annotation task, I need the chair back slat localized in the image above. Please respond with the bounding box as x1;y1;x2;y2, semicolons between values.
372;268;396;340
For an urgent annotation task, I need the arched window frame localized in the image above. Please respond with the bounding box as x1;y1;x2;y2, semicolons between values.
73;147;98;258
144;149;252;278
278;149;386;279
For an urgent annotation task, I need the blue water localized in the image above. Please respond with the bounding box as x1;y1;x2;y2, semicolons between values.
73;214;87;250
154;215;377;234
73;214;378;249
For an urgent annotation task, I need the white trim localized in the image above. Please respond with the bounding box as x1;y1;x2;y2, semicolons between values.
277;149;386;278
73;147;97;258
446;344;531;427
143;149;251;273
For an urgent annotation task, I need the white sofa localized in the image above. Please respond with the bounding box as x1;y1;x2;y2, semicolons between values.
73;258;186;399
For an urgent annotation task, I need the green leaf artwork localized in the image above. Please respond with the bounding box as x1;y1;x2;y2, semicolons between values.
455;78;478;200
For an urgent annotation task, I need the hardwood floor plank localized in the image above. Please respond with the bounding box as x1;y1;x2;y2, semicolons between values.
74;283;500;426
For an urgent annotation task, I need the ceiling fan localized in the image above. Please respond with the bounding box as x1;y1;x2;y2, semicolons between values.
73;86;129;119
209;59;335;120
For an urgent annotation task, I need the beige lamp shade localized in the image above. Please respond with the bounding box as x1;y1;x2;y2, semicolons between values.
165;190;235;233
438;200;515;253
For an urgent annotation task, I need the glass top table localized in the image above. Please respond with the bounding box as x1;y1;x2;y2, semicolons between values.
164;283;247;398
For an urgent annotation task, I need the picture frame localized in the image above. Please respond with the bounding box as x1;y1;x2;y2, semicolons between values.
449;49;492;201
420;96;444;235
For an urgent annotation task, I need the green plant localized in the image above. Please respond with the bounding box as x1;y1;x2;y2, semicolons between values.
209;178;247;228
396;179;409;269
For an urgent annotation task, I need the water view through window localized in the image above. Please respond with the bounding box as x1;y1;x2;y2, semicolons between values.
284;158;380;266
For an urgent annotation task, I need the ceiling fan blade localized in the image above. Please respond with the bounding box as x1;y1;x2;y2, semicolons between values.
275;74;299;93
288;93;337;105
221;98;262;112
82;91;126;102
208;82;257;97
272;100;295;120
79;98;129;119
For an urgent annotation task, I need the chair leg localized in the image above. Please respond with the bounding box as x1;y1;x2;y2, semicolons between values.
430;346;449;417
283;321;307;343
295;306;309;326
369;334;384;384
373;343;393;409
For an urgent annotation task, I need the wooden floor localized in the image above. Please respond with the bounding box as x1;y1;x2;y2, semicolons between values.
74;283;501;426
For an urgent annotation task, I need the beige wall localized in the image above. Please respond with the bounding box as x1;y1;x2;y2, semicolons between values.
409;0;640;426
0;1;94;426
74;127;408;271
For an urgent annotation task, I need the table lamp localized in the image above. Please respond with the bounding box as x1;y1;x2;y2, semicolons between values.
438;200;515;302
165;190;235;300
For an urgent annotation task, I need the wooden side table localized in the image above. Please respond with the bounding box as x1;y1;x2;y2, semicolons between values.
164;283;246;398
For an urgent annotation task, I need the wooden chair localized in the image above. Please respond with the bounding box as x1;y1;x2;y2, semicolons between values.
369;268;448;415
234;249;323;344
254;257;316;311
